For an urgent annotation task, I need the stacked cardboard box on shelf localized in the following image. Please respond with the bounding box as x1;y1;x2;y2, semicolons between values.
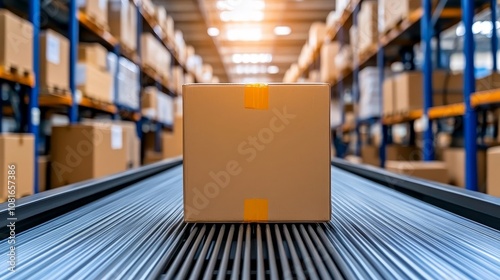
381;0;420;33
362;144;421;166
476;72;500;92
172;66;184;94
50;123;128;188
309;22;327;49
0;9;33;75
358;67;391;120
108;0;137;52
383;75;395;116
0;134;34;201
334;45;353;79
106;54;140;110
443;148;486;192
487;146;500;197
156;91;174;125
78;0;108;29
385;160;449;184
320;42;341;82
77;44;113;103
141;33;171;80
175;30;186;63
358;1;378;55
141;86;157;119
39;29;70;93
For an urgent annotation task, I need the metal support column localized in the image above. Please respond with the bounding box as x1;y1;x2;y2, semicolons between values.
378;46;387;167
69;0;79;123
29;0;40;193
462;0;478;191
113;45;120;120
491;0;498;72
422;0;435;161
436;27;442;69
136;3;143;140
353;4;361;157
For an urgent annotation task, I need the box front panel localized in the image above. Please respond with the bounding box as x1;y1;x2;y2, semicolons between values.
184;84;330;222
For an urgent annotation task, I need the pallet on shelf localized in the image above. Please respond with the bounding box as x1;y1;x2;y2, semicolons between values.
0;65;35;87
39;86;71;97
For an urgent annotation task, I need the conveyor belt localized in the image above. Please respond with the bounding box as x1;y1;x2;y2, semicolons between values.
1;165;499;279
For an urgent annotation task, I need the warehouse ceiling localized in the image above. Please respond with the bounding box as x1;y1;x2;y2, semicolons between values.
154;0;335;83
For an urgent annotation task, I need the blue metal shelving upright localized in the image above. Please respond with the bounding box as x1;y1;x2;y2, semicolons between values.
29;0;40;193
462;0;478;191
69;0;79;123
422;0;435;161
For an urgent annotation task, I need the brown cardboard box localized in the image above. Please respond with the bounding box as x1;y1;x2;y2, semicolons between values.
183;84;331;222
383;77;395;116
141;87;157;119
320;42;340;82
38;156;49;192
78;43;108;70
443;148;486;192
162;116;183;158
40;29;69;91
387;144;421;161
476;72;500;92
108;0;137;51
0;134;34;201
395;71;464;112
143;151;163;165
361;145;379;166
79;0;108;28
50;124;128;188
358;1;378;53
76;63;113;103
487;146;500;197
0;9;33;74
383;0;420;33
308;22;326;49
386;160;449;184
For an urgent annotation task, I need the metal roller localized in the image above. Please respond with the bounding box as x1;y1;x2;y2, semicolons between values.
1;165;499;279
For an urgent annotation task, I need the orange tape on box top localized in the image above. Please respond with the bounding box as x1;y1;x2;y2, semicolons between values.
243;199;269;222
244;83;269;110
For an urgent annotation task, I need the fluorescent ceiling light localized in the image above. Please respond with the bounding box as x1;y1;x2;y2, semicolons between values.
267;65;279;74
227;27;262;41
220;10;264;22
235;65;268;74
274;26;291;36
207;27;220;37
217;0;265;11
232;53;272;64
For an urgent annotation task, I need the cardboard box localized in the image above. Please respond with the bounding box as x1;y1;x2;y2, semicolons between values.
0;9;33;75
320;42;341;82
358;1;378;53
40;29;70;92
76;63;113;103
108;0;137;51
0;134;34;201
78;0;108;28
383;0;420;33
50;124;128;188
443;148;486;192
395;71;464;113
38;156;49;192
383;77;395;115
78;43;108;70
309;22;326;49
386;160;449;184
487;146;500;197
141;87;157;119
183;84;331;222
361;145;379;166
476;72;500;92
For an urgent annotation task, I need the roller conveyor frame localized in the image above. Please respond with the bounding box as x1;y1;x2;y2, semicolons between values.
2;158;499;233
1;158;499;279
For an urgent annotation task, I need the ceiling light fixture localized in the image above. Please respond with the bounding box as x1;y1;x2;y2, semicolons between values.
274;26;291;36
267;65;279;74
232;53;272;64
207;27;220;37
227;27;262;41
220;10;264;22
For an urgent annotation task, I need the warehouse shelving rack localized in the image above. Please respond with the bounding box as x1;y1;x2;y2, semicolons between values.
0;0;194;194
297;0;498;191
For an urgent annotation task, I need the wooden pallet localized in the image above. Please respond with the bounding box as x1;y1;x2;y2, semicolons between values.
40;86;70;96
0;64;35;87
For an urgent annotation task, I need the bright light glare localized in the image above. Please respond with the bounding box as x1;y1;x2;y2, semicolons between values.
232;53;272;63
274;26;291;36
267;65;279;74
207;27;220;37
217;0;265;11
227;28;262;41
220;10;264;22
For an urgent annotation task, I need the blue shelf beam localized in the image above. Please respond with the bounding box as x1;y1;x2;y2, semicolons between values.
69;0;79;123
29;0;40;193
462;0;478;191
422;0;435;161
